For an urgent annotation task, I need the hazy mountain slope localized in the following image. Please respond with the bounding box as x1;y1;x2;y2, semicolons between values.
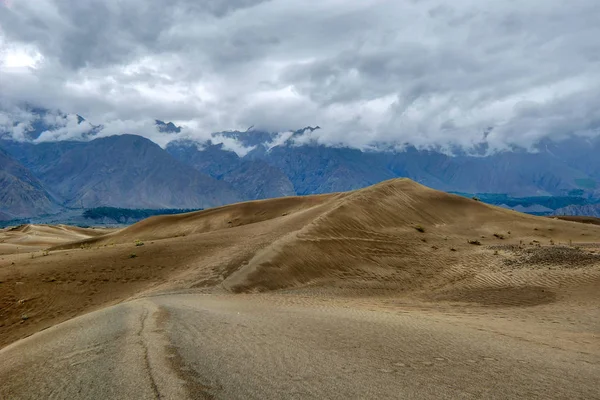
554;204;600;218
388;147;593;196
540;136;600;183
0;147;59;218
221;160;296;200
166;141;241;178
3;135;241;209
243;138;595;197
167;140;296;199
251;145;397;195
5;110;600;209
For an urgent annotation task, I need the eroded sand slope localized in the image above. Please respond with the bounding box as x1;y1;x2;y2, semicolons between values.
2;179;600;347
1;179;600;399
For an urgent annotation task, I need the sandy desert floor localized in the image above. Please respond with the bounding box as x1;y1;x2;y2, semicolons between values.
1;179;599;399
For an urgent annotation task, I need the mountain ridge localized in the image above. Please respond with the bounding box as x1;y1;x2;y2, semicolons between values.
0;147;59;219
3;110;600;218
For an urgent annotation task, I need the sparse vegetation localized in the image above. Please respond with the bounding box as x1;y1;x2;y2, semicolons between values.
493;233;505;239
502;245;600;267
451;192;594;216
468;239;482;245
83;207;203;224
414;225;425;233
129;253;137;258
450;247;457;251
134;239;144;247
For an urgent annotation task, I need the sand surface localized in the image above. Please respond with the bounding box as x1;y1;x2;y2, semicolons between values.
1;179;599;398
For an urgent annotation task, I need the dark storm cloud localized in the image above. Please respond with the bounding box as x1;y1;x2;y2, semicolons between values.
1;0;599;150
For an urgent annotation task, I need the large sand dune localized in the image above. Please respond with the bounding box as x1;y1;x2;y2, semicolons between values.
1;179;600;398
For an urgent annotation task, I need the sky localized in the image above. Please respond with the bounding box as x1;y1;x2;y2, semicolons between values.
1;0;599;152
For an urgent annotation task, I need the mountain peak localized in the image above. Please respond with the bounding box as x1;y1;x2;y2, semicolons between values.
155;120;182;133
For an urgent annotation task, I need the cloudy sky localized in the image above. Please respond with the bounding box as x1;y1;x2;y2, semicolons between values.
1;0;599;151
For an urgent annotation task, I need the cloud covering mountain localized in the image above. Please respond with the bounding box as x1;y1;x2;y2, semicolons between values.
1;0;599;151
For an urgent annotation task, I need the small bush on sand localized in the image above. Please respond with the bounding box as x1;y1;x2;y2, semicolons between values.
134;240;144;247
129;253;137;259
467;239;481;245
493;233;505;239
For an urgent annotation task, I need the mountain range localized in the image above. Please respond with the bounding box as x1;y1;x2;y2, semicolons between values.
0;147;59;219
2;109;600;220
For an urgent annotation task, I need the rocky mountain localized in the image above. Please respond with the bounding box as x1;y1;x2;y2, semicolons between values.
221;160;295;200
169;129;597;198
0;107;101;141
386;146;595;197
3;110;600;219
2;135;241;209
249;145;397;195
0;147;59;219
166;141;240;178
554;204;600;218
155;120;181;134
166;140;295;200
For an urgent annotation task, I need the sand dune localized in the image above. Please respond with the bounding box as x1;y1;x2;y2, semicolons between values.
2;179;600;398
2;178;600;354
0;224;111;255
224;180;600;297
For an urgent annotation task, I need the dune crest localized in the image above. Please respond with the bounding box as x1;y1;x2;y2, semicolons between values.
2;179;600;348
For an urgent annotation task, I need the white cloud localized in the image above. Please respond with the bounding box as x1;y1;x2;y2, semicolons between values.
0;0;598;152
